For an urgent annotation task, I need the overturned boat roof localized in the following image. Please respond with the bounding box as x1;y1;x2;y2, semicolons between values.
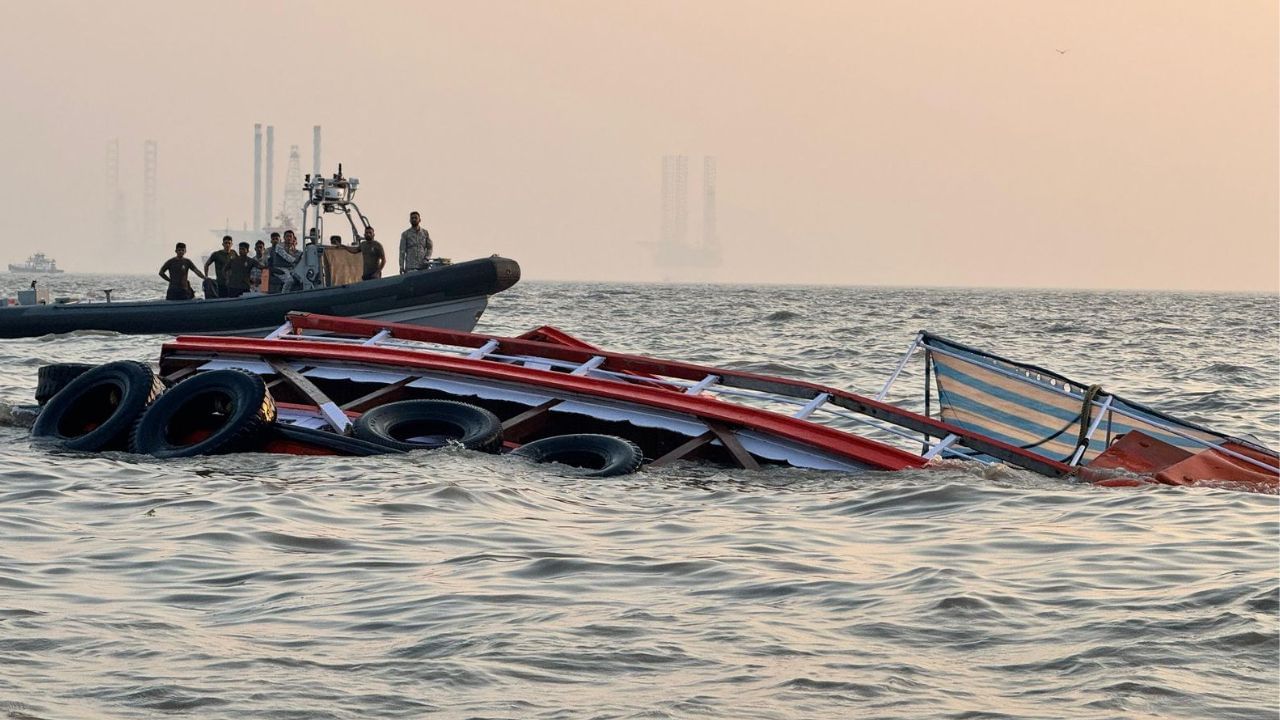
155;312;1279;490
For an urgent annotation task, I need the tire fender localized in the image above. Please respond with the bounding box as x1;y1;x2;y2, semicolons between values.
31;361;164;452
35;363;96;405
354;400;503;453
512;434;643;477
130;369;276;458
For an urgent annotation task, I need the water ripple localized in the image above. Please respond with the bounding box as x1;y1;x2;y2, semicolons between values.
0;280;1275;718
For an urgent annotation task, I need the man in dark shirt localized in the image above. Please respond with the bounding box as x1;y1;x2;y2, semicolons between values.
266;231;283;294
224;242;262;298
203;235;235;298
352;226;386;280
159;243;205;301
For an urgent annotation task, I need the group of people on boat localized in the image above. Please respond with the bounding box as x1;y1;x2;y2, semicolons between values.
158;211;434;301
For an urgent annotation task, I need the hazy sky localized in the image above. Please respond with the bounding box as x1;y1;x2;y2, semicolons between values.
1;1;1276;290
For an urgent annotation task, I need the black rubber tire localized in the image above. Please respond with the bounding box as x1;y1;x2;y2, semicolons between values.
35;363;96;405
31;361;164;452
511;434;643;477
354;400;503;453
129;369;276;458
273;424;402;456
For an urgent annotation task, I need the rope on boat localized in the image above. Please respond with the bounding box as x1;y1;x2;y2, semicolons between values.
1016;383;1104;462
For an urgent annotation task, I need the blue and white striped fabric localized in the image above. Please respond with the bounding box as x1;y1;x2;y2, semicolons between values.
923;335;1225;464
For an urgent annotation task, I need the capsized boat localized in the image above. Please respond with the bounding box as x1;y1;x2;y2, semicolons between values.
123;312;1274;490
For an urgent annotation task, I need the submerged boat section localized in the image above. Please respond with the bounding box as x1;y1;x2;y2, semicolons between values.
147;312;1276;490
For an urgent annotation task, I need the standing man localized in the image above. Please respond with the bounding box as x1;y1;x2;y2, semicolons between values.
399;210;432;274
159;243;206;301
266;231;283;294
350;226;386;281
250;239;267;292
204;235;235;298
224;242;261;298
272;229;303;292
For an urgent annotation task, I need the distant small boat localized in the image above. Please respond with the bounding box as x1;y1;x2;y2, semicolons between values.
8;253;63;273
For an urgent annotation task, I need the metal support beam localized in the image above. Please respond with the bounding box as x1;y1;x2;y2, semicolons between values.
1070;394;1115;466
501;400;562;442
685;374;719;395
922;433;959;460
646;421;760;471
467;339;500;360
264;321;293;339
267;359;351;435
646;431;715;468
707;421;760;470
362;329;392;346
876;332;923;401
793;392;830;420
570;355;606;376
162;365;199;385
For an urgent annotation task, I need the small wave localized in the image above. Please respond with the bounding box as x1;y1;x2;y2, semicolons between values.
1246;589;1280;614
0;402;38;428
764;310;800;322
1184;362;1265;384
252;530;353;553
1044;322;1082;333
38;329;122;340
778;677;883;697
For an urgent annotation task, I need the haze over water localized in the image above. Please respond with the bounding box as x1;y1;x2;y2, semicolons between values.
1;2;1276;291
0;276;1276;718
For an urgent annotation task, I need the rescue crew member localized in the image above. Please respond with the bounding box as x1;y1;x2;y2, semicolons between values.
266;231;283;293
159;243;205;301
399;211;432;273
203;235;235;298
350;226;386;280
271;229;303;292
224;242;261;298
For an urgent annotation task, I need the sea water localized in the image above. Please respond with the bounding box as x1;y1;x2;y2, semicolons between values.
0;277;1276;719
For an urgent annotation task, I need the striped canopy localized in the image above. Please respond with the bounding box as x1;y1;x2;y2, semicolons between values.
921;333;1232;465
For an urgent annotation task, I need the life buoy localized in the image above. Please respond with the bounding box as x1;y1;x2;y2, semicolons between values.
31;361;164;452
35;363;95;405
129;369;276;458
354;400;503;453
270;424;402;456
512;434;643;477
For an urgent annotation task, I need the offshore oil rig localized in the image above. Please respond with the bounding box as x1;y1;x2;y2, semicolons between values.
652;154;722;280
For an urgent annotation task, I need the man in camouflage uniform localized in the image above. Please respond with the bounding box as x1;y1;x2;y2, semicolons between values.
399;210;433;274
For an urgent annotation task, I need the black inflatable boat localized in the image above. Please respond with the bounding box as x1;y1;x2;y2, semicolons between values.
0;255;520;338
